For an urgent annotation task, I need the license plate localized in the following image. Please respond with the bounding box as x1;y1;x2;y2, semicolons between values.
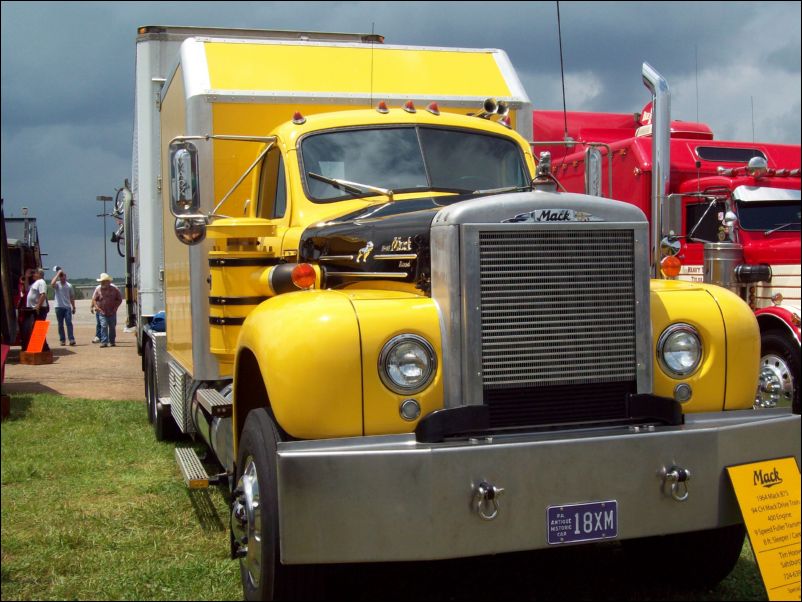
547;500;618;545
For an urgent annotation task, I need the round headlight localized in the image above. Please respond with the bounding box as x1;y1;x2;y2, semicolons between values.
379;334;436;395
658;324;702;378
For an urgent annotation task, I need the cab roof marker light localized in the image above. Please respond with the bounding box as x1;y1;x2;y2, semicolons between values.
292;111;306;125
746;156;768;178
500;115;512;128
426;102;440;116
376;101;389;114
403;100;416;113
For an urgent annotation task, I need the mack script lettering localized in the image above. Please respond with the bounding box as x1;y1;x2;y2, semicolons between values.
754;467;784;488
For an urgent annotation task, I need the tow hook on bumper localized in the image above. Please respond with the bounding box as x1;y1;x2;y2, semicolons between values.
660;465;691;502
473;481;505;520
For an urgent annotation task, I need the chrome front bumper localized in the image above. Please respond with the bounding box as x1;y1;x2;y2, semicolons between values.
276;408;800;564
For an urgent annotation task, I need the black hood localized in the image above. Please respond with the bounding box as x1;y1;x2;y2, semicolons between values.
299;194;479;293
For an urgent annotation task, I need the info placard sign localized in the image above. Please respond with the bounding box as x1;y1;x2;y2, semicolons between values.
727;457;801;601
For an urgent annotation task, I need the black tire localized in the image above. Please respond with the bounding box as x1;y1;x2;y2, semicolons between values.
235;409;320;601
622;523;745;588
760;332;800;414
143;341;155;424
153;395;178;442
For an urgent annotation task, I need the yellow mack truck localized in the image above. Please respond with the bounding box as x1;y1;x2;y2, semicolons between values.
123;26;800;600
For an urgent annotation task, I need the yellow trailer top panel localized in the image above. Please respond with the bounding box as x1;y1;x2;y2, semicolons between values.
203;42;513;98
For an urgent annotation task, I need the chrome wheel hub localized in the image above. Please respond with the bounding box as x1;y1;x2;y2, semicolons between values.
755;353;794;408
231;457;261;587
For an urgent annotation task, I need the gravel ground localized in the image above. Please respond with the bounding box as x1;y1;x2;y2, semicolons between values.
3;298;144;401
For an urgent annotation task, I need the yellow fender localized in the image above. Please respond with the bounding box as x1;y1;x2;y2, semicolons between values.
236;290;363;439
650;280;759;411
235;289;443;439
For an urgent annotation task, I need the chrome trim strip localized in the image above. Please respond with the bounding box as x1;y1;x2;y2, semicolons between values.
180;39;211;101
374;254;418;261
330;272;408;278
202;91;527;107
319;255;355;262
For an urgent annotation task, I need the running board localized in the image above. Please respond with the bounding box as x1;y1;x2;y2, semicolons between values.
175;447;210;489
196;388;232;418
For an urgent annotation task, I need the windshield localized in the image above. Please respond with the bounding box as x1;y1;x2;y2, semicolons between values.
737;201;801;232
300;126;529;202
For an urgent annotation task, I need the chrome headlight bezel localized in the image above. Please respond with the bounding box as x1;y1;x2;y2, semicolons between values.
378;334;437;395
657;323;703;378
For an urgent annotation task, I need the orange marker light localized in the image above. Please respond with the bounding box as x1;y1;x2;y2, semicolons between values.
403;100;416;113
376;101;389;114
292;111;306;125
660;255;682;278
291;263;316;290
426;102;440;115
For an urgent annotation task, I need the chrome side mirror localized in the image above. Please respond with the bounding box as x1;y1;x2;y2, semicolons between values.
660;235;681;256
174;217;206;245
169;142;200;216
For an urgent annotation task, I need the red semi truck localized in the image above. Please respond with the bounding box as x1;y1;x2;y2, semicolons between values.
533;64;800;412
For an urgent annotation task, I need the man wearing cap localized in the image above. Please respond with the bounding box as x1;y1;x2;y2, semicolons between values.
92;273;123;348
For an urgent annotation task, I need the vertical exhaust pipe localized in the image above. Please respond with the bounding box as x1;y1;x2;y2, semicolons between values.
642;63;670;278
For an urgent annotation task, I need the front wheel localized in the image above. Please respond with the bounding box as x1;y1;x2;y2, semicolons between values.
622;523;745;588
232;409;320;601
755;332;800;414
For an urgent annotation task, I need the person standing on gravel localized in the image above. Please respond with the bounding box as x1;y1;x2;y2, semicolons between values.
50;268;76;346
92;273;122;348
24;268;50;352
90;283;102;343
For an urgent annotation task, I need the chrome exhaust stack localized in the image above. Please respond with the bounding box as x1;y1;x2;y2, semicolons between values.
642;63;671;278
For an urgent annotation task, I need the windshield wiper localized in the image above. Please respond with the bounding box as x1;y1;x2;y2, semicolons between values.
308;172;393;201
472;185;533;195
764;222;801;236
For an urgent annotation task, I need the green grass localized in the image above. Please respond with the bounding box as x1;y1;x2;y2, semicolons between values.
1;393;770;601
1;394;239;601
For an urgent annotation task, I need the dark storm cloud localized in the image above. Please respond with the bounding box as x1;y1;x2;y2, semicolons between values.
1;1;799;278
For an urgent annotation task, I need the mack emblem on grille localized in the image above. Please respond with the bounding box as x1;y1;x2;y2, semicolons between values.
502;209;604;223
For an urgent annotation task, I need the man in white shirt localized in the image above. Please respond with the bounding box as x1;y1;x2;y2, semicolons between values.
24;268;50;352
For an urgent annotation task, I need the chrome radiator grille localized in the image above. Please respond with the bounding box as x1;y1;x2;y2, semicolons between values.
478;229;637;402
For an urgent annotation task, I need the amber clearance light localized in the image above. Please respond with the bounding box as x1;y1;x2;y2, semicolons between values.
660;255;682;278
291;263;316;290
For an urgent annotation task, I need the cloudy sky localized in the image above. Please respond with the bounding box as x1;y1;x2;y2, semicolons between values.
2;1;800;278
